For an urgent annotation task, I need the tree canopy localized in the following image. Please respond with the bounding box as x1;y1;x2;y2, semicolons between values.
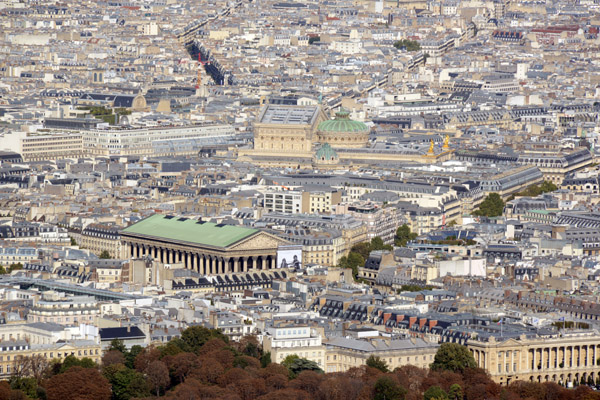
99;250;112;259
366;355;389;373
508;181;558;200
393;39;421;51
395;224;417;247
430;343;477;373
282;355;323;378
473;193;504;217
45;366;111;400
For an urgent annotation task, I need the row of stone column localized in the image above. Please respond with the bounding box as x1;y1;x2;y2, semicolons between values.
530;344;596;370
473;344;598;373
125;242;277;275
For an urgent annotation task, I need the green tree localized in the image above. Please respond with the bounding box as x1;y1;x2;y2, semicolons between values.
0;265;6;274
424;385;448;400
473;193;504;217
282;354;299;368
180;326;228;352
159;338;189;357
366;355;389;373
9;377;38;399
108;365;150;400
99;250;111;259
371;237;393;251
540;181;558;193
125;345;143;370
108;339;127;354
346;252;364;279
8;263;23;273
59;355;96;373
260;352;271;368
308;36;320;44
351;242;372;260
393;39;421;51
374;376;406;400
282;355;323;378
448;384;463;400
431;343;477;373
395;224;417;247
70;237;77;246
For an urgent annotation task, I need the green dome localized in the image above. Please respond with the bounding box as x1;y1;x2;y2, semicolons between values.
315;143;338;161
318;110;368;133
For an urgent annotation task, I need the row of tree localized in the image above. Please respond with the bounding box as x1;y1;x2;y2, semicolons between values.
3;331;600;400
4;336;600;400
474;181;559;218
336;236;393;279
0;263;23;275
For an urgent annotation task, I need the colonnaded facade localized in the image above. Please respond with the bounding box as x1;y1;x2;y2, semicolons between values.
467;332;600;386
121;214;289;275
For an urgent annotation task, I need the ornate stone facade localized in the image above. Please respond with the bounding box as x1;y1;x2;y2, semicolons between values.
467;332;600;386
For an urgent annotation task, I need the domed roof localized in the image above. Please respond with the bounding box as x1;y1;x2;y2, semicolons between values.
315;143;338;161
318;110;368;133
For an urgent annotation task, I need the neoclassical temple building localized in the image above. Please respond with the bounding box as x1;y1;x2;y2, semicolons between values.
121;214;289;275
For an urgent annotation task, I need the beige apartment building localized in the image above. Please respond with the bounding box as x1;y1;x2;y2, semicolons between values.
263;189;342;215
263;325;326;368
467;331;600;386
302;233;345;266
82;124;235;157
324;336;439;373
79;224;123;259
303;190;342;214
0;340;101;379
517;148;593;185
3;132;84;162
27;294;100;326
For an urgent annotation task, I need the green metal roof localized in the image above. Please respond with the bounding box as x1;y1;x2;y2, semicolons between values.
317;110;368;133
315;143;338;161
121;214;257;248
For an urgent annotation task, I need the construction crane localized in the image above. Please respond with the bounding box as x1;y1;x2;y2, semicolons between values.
272;181;291;191
196;53;210;89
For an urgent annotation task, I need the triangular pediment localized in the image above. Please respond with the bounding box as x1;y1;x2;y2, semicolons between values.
228;231;290;250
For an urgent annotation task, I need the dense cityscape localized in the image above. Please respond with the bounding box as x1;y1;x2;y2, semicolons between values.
1;0;600;398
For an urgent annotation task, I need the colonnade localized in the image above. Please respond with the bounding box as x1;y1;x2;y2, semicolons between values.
472;343;600;386
125;242;277;275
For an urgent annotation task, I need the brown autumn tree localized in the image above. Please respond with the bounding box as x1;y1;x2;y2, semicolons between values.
134;345;162;373
165;378;203;400
256;388;311;400
202;348;235;369
11;354;50;384
146;360;170;397
389;366;424;400
217;367;251;387
164;352;198;383
44;366;111;400
235;377;267;400
260;363;289;379
101;349;125;367
461;367;500;400
318;374;365;400
265;374;288;391
189;356;225;384
196;338;228;355
288;370;324;397
421;369;464;394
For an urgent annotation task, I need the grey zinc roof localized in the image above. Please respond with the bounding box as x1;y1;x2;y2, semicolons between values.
326;336;438;352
